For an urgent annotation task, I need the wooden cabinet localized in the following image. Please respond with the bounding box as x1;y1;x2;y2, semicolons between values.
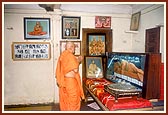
145;27;160;53
142;53;161;99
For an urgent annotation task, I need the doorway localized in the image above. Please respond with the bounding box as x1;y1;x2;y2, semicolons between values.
145;27;160;53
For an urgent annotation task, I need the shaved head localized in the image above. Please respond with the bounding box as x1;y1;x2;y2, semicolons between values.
65;41;75;54
66;41;74;49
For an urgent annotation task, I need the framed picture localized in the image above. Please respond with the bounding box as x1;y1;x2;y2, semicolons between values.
24;17;50;40
130;12;141;31
60;41;81;56
85;56;104;78
87;33;106;56
62;16;81;39
12;42;51;61
95;16;111;28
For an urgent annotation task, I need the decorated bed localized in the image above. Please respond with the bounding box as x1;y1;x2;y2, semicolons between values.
83;78;152;111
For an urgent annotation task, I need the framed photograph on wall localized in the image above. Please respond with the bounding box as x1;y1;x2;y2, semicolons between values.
85;56;104;78
60;41;81;56
62;16;81;39
24;17;50;40
130;12;141;31
95;16;111;28
87;33;106;56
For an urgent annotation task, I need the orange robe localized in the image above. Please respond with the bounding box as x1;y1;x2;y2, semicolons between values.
56;50;85;111
28;26;47;36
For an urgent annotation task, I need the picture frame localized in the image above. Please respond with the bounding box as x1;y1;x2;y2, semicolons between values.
24;17;50;40
130;12;141;31
95;16;111;28
85;56;104;78
12;42;51;61
62;16;81;39
60;41;81;56
87;33;106;56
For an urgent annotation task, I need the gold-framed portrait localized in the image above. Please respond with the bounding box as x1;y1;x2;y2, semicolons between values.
130;12;141;31
85;56;104;78
87;34;106;56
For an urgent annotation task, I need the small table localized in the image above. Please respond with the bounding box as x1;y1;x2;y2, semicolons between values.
104;83;142;102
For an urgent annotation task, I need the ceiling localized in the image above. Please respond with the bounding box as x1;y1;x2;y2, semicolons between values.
4;3;154;14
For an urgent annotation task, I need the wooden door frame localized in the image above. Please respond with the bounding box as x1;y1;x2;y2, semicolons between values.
81;28;113;78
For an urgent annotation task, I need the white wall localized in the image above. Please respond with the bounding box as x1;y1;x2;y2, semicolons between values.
132;4;165;62
4;11;56;105
3;4;165;105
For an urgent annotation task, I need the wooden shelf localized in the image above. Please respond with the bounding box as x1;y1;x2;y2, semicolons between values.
125;30;139;34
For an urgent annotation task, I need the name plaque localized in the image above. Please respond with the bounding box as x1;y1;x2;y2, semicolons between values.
12;42;51;60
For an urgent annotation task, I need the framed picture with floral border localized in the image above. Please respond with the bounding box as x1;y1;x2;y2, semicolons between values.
24;17;50;40
85;56;104;78
60;41;81;56
62;16;81;39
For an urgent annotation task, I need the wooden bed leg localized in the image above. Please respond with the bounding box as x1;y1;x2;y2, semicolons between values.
115;94;118;103
137;93;141;100
84;98;87;102
115;99;118;103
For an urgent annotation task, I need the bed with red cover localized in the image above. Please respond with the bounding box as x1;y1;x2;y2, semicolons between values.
83;78;152;111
